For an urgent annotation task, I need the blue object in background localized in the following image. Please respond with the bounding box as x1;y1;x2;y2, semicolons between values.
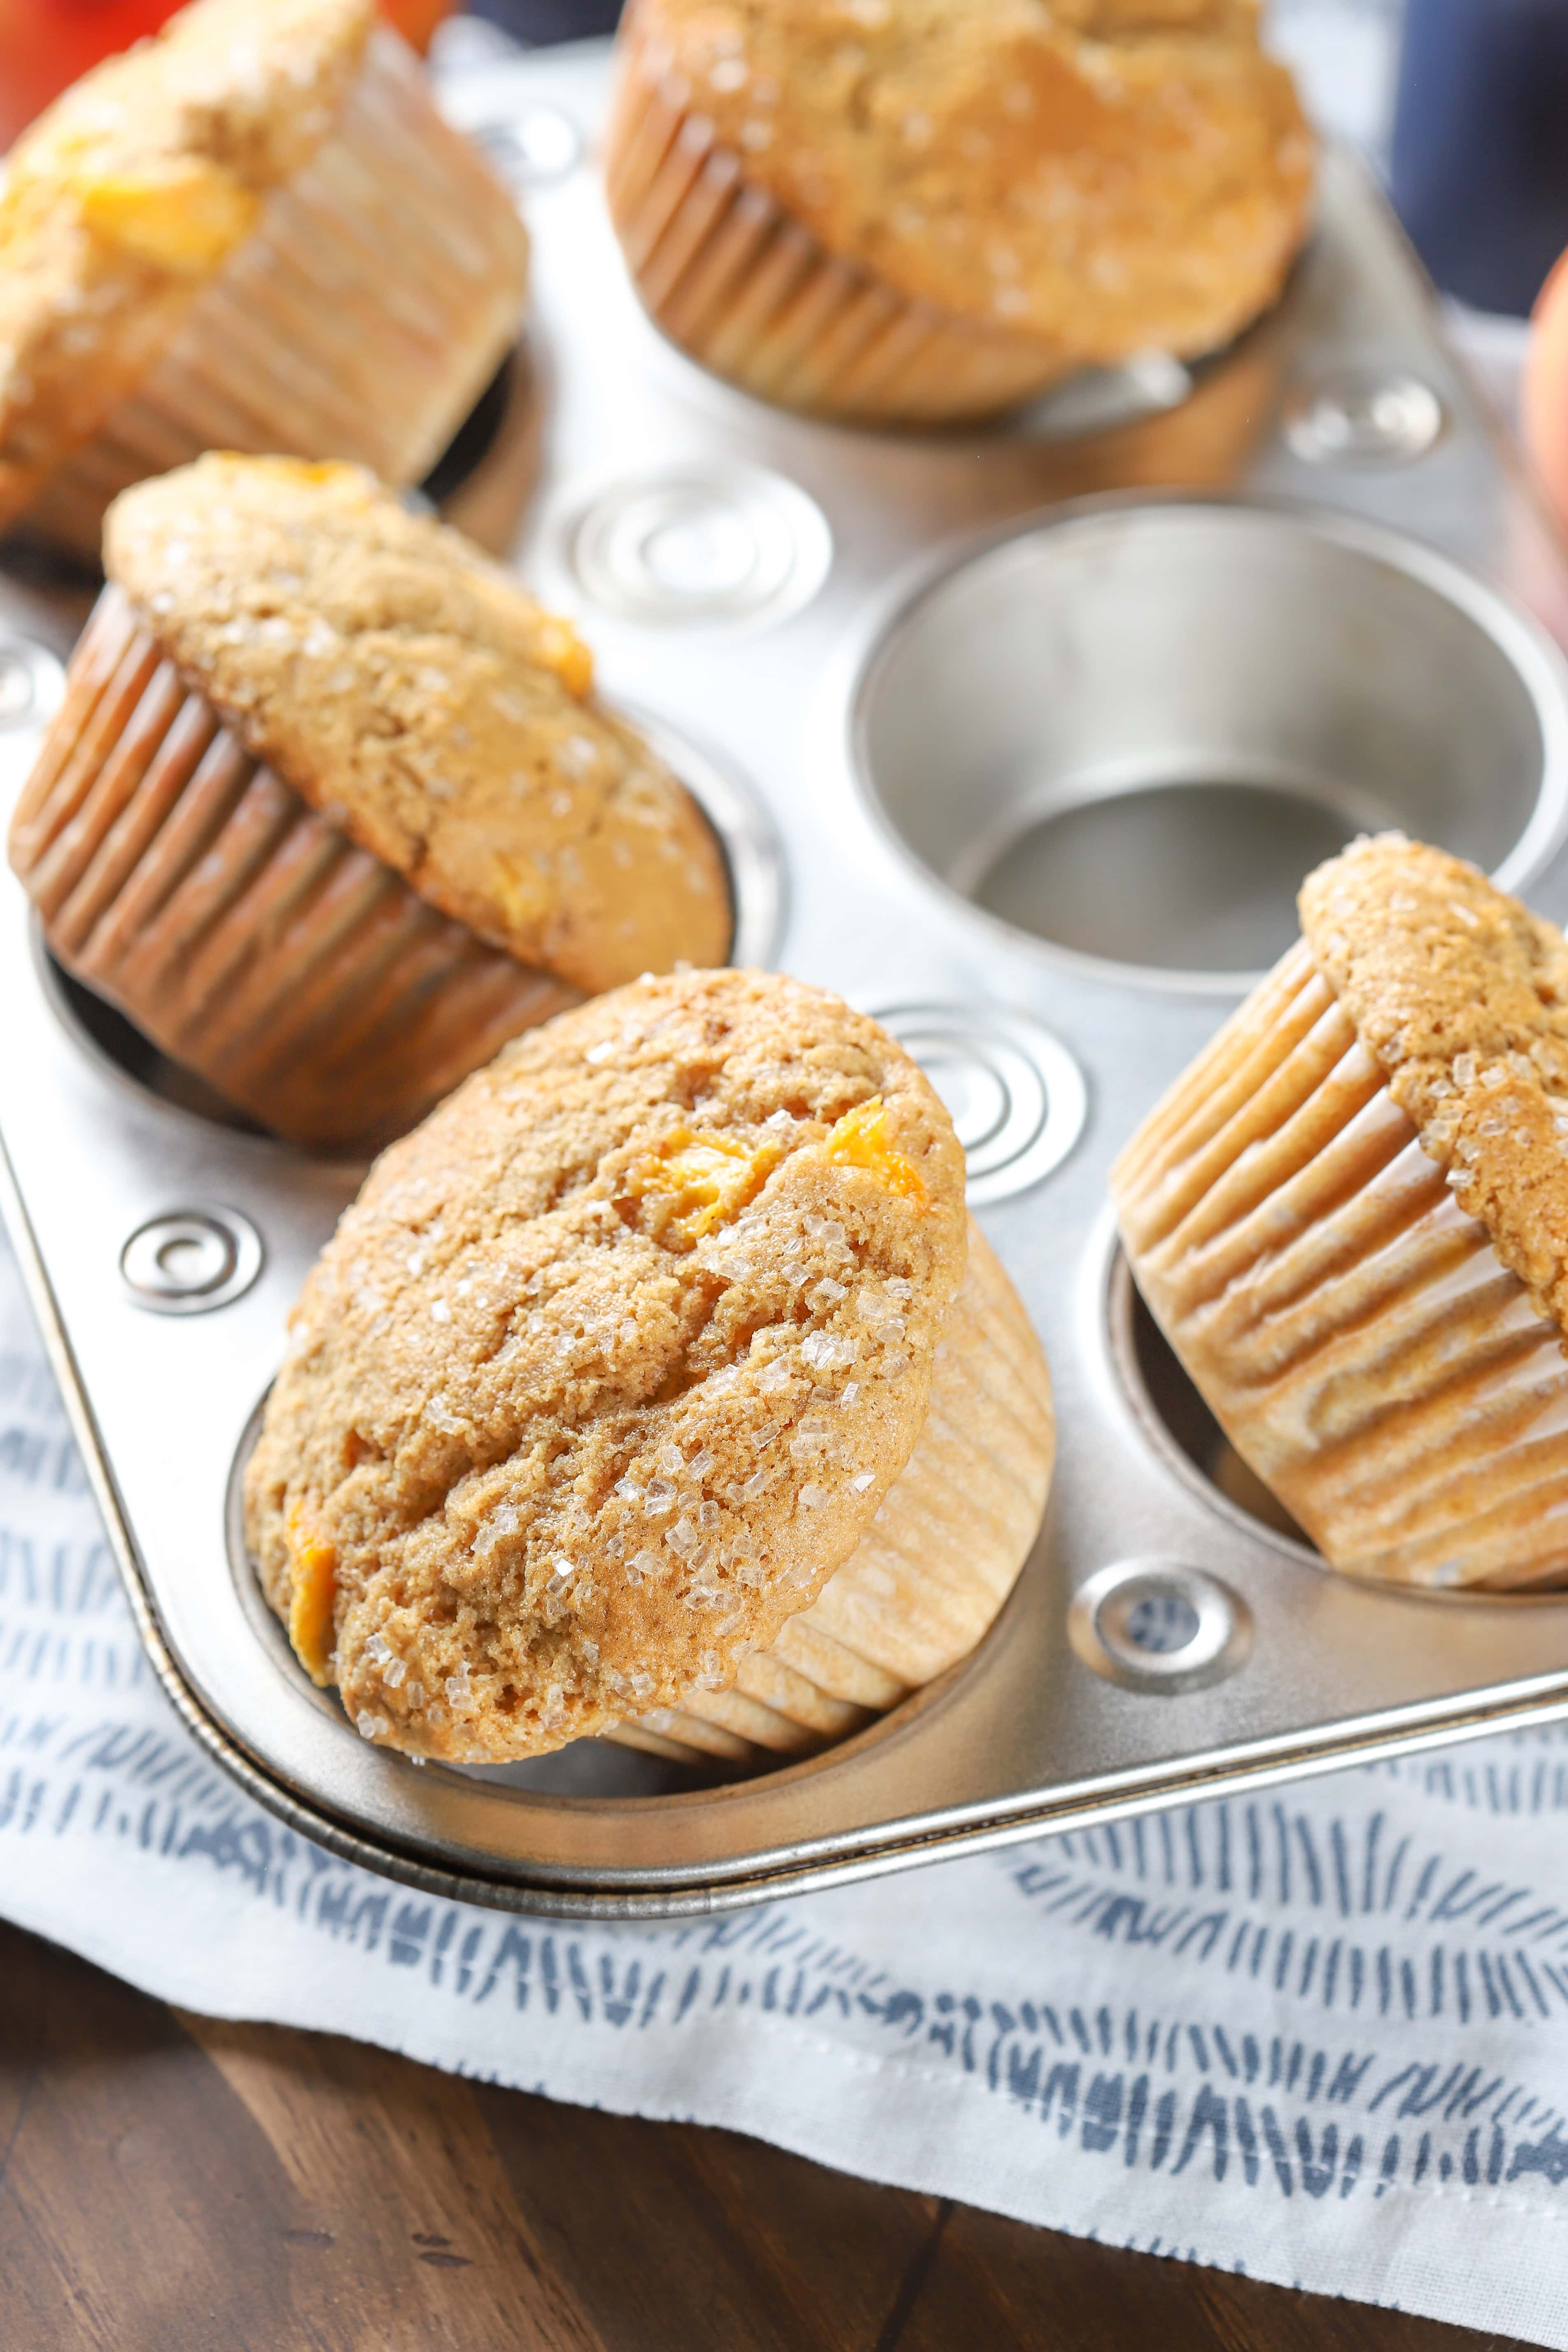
470;0;623;40
1390;0;1568;316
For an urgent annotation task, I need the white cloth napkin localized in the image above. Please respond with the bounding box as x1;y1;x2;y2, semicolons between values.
7;1230;1568;2349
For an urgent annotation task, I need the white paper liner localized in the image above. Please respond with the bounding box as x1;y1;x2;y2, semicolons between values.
1113;939;1568;1590
24;27;530;561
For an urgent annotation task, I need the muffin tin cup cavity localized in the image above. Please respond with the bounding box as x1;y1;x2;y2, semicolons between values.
21;26;530;564
851;500;1568;990
1113;938;1568;1592
9;586;581;1153
602;19;1064;425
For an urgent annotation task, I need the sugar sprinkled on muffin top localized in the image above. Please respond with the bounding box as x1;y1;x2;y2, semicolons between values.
0;0;374;522
106;455;732;992
245;969;968;1762
1301;834;1568;1340
626;0;1313;363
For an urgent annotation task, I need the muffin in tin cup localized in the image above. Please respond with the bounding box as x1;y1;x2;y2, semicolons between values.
8;455;731;1152
0;0;530;562
245;970;1055;1769
1115;837;1568;1591
604;0;1315;424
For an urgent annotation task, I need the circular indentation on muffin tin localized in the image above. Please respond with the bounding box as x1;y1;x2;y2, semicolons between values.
0;634;65;734
568;465;832;629
871;1003;1086;1204
1069;1557;1252;1695
851;500;1568;990
121;1206;263;1315
470;102;583;188
1282;371;1446;466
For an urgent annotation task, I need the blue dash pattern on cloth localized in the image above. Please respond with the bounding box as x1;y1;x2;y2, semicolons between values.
7;1230;1568;2345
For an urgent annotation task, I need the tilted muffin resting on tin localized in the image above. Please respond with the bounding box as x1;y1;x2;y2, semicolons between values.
1114;836;1568;1591
8;456;731;1151
244;971;1055;1768
0;0;530;562
605;0;1315;424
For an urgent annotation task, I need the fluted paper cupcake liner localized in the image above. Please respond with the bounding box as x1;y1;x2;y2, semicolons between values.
24;26;530;563
1113;939;1568;1591
9;586;578;1151
606;1221;1055;1769
603;23;1063;424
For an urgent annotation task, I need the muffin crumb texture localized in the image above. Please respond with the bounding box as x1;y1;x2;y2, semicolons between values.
0;0;373;522
1301;836;1568;1342
244;971;968;1760
106;456;731;992
626;0;1313;366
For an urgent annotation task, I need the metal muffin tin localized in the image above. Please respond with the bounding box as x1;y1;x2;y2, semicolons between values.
7;40;1568;1918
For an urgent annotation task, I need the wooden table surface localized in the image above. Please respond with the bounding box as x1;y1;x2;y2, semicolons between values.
0;1917;1535;2352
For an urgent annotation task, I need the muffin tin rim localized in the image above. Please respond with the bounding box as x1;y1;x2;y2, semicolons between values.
8;55;1568;1913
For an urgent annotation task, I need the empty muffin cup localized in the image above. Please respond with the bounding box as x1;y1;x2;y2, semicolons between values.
853;503;1568;984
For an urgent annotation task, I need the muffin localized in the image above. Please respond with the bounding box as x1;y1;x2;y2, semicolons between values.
605;0;1315;424
0;0;530;562
9;455;732;1151
244;969;1055;1768
1113;836;1568;1592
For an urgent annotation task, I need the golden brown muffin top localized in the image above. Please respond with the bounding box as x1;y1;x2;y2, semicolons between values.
244;969;969;1761
1301;836;1568;1342
0;0;374;525
622;0;1314;365
106;456;732;991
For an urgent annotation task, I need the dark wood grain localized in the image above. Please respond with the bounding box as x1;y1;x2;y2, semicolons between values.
0;1918;1531;2352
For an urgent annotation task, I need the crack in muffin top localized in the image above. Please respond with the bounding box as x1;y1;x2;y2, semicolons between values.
1300;836;1568;1342
244;969;968;1761
106;456;732;992
624;0;1313;364
0;0;374;523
